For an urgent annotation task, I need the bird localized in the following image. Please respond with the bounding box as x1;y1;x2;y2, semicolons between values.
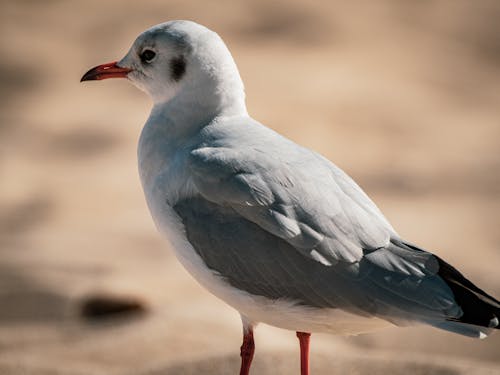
81;20;499;375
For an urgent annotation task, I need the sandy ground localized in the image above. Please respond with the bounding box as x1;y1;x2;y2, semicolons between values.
1;0;499;374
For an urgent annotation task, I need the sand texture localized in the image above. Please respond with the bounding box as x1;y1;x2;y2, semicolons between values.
1;0;499;374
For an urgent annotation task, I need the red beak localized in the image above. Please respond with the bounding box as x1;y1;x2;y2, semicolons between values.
80;61;132;82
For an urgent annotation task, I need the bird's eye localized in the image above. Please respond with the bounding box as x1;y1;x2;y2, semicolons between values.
140;49;156;63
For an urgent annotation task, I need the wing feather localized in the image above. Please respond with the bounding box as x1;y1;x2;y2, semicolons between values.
188;134;390;265
170;119;491;335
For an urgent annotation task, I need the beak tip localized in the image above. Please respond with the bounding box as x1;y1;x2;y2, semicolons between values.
80;69;100;83
80;73;96;82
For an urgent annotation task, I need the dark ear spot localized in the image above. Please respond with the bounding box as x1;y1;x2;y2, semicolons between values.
170;55;186;82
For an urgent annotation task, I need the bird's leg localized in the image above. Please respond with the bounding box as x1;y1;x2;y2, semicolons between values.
296;331;311;375
239;322;255;375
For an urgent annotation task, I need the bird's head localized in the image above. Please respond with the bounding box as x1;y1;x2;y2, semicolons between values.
81;20;246;113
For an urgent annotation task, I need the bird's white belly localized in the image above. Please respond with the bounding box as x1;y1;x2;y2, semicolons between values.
146;187;391;336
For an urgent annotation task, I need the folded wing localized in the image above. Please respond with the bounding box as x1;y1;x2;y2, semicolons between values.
181;120;496;337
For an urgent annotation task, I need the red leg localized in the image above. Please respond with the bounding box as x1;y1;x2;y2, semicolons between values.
296;331;311;375
239;326;255;375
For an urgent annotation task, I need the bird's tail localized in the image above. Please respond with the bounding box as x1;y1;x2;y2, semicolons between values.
429;256;500;338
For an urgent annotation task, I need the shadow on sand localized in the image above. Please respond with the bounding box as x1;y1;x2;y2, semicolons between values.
143;352;460;375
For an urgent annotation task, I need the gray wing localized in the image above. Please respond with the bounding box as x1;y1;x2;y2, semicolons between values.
174;196;460;323
189;132;393;266
183;120;463;325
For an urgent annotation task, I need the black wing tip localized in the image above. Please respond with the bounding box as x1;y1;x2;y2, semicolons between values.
436;256;500;330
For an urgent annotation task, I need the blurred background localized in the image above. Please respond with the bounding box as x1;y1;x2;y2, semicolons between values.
1;0;499;374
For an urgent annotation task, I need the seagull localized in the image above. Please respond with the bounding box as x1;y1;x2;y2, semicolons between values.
81;20;499;375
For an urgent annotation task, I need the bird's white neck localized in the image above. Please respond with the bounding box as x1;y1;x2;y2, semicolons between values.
138;78;247;207
150;72;247;137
